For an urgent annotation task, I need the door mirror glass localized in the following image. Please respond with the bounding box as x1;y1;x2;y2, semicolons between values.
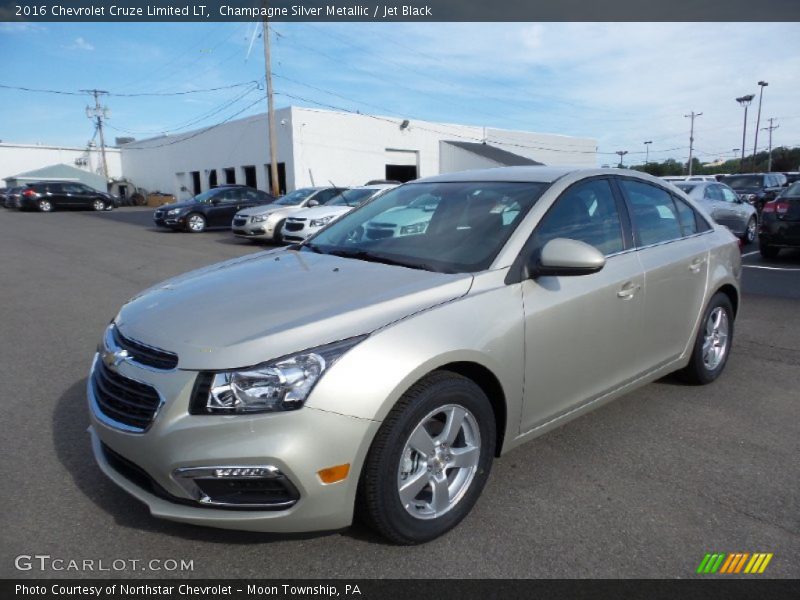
307;199;320;207
527;238;606;278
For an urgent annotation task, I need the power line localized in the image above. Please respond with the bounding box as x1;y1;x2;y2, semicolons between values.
0;81;258;97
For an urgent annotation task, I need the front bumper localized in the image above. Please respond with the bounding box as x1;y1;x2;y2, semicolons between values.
232;218;277;240
87;354;380;532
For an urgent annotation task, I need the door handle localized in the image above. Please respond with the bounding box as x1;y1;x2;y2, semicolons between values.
688;257;706;273
617;282;641;299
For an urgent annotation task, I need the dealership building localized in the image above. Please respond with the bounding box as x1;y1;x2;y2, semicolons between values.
120;106;597;200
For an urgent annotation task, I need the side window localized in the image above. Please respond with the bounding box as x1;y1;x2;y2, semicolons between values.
532;179;624;256
719;186;738;203
619;179;683;247
46;183;63;193
705;185;723;201
62;183;83;194
315;189;338;204
673;196;699;236
218;188;241;203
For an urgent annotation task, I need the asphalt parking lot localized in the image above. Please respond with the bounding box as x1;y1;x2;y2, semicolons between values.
1;206;798;579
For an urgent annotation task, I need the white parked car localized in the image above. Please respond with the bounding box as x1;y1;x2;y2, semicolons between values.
281;184;397;243
232;186;345;242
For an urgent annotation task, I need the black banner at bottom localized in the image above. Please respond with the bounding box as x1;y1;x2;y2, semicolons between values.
5;579;800;600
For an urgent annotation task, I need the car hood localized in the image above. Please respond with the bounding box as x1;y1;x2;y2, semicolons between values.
156;200;202;212
236;204;299;219
290;206;352;220
115;250;473;370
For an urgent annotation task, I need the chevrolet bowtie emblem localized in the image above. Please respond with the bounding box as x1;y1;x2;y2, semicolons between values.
102;348;131;368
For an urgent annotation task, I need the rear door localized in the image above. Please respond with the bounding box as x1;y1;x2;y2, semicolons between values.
617;177;710;368
705;184;739;232
56;183;84;207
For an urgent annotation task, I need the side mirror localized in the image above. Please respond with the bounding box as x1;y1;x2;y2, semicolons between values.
210;198;221;205
527;238;606;279
307;199;320;207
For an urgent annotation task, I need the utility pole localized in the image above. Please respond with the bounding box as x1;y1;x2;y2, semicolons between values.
82;89;110;182
615;150;628;168
736;94;754;173
684;111;702;176
262;14;280;196
644;140;652;166
761;118;779;172
752;81;768;173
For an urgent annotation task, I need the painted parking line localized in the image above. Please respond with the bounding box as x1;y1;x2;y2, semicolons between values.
742;251;760;258
742;264;800;271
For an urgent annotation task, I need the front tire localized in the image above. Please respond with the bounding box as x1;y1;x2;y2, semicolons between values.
273;219;286;244
185;213;206;233
357;372;495;545
680;292;734;385
92;199;106;211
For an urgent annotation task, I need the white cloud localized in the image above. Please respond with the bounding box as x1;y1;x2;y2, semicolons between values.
0;22;45;34
69;37;95;51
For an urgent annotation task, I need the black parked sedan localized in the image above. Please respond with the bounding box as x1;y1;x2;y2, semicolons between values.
759;181;800;258
3;186;24;209
18;181;116;212
153;185;275;233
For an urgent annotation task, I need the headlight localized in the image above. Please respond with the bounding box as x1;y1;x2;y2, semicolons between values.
400;222;427;235
194;336;366;415
747;194;757;201
167;208;181;216
310;215;334;227
251;214;269;223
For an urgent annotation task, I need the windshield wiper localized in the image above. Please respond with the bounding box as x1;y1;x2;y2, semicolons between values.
327;249;437;272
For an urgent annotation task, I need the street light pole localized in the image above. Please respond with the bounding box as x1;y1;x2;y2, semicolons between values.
615;150;628;168
736;94;754;173
684;111;702;176
751;81;768;173
262;15;280;197
644;140;652;167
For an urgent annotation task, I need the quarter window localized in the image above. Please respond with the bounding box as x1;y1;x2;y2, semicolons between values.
619;179;683;247
532;179;624;256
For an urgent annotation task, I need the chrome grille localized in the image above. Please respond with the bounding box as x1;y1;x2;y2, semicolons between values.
111;326;178;370
233;217;247;227
285;221;305;232
92;361;161;431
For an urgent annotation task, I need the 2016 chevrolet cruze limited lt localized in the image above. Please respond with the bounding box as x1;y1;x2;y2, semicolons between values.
89;167;741;544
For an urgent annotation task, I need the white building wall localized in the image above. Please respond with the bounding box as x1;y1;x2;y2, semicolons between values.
0;143;122;183
120;106;597;197
121;108;294;201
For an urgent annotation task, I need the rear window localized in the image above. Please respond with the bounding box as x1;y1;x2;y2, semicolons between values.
675;184;697;193
721;175;764;188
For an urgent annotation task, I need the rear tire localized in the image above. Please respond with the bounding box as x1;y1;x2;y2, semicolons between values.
38;199;53;213
185;213;206;233
679;292;734;385
357;371;495;545
759;244;779;259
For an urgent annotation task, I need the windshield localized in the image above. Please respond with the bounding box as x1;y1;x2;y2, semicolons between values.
303;181;549;273
721;175;763;189
329;188;381;207
191;188;223;203
274;188;317;206
676;184;697;193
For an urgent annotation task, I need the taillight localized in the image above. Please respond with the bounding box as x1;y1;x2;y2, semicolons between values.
22;189;36;197
775;201;790;214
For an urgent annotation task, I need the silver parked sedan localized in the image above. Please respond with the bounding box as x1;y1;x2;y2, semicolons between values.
88;167;740;544
674;181;758;243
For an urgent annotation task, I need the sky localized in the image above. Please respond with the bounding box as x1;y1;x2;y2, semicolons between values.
1;21;799;167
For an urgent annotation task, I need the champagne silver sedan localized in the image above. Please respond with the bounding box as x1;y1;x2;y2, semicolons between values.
88;167;740;544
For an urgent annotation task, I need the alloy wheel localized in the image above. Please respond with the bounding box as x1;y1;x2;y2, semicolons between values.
93;199;106;211
187;214;205;232
702;307;729;370
746;218;756;243
39;200;52;212
397;404;481;520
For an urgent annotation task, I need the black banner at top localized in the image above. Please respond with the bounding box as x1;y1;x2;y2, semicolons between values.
1;0;799;22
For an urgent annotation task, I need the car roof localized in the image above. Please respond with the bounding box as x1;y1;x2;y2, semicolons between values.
416;166;649;184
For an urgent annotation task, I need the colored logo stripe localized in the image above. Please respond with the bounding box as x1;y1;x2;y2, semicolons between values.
698;553;773;574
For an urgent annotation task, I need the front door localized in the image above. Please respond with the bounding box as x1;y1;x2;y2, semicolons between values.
205;188;243;227
520;177;645;433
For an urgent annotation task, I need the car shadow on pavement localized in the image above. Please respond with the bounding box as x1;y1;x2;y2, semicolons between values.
52;378;358;545
83;207;156;228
